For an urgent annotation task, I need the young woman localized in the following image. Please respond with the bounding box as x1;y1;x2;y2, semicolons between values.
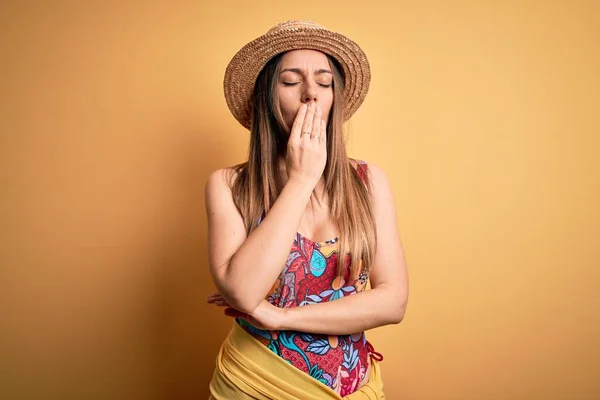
206;20;408;399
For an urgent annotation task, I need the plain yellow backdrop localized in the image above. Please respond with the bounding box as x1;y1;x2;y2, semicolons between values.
1;1;599;399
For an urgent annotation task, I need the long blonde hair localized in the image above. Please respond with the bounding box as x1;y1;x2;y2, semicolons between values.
228;52;377;279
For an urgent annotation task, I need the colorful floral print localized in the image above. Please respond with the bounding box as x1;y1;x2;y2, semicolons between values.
237;160;381;396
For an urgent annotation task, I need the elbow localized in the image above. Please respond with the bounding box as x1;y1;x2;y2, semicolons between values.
226;292;261;315
378;285;407;325
390;308;405;324
211;259;263;315
389;282;408;324
217;269;262;314
388;299;407;325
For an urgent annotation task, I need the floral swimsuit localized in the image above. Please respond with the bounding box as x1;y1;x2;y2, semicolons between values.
237;160;383;396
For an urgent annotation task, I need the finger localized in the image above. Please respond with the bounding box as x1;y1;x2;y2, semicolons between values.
320;119;327;147
311;106;322;140
301;102;316;138
207;297;229;307
206;294;224;304
290;103;308;141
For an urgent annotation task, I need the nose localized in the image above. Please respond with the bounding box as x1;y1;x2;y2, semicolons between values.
302;82;318;104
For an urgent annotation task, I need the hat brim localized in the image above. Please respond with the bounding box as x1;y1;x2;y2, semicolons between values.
224;26;371;130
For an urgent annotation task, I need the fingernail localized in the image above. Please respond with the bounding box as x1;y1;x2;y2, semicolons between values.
317;105;321;113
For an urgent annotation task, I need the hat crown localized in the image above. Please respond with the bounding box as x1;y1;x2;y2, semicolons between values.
266;20;326;34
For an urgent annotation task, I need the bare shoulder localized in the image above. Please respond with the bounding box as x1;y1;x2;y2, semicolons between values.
206;167;238;190
205;167;241;201
204;167;246;226
356;162;399;237
349;159;391;196
362;162;390;191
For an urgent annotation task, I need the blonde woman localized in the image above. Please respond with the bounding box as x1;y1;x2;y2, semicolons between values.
206;20;408;399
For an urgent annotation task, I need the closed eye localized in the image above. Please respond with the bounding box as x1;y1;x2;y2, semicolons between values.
283;82;332;88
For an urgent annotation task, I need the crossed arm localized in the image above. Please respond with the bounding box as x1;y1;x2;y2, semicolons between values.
205;162;408;335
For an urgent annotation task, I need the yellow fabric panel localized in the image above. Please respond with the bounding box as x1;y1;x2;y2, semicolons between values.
209;322;385;399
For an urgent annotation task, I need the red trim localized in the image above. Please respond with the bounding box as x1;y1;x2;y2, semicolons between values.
366;340;384;362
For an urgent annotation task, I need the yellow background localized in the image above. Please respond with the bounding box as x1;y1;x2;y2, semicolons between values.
1;1;599;399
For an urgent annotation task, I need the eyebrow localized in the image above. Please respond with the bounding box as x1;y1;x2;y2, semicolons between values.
279;67;332;76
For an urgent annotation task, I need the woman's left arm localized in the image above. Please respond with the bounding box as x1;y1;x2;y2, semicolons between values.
278;163;409;334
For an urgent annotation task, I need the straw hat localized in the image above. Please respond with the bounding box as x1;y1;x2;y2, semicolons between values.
223;20;371;130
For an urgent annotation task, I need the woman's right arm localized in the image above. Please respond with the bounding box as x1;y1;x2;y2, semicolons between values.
205;103;326;314
205;169;314;314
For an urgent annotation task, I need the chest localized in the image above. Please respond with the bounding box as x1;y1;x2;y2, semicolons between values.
297;202;338;243
266;232;369;309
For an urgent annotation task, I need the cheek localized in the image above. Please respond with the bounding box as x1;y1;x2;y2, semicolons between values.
278;95;296;121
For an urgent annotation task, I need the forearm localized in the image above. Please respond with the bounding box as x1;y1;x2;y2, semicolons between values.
281;285;407;335
223;178;315;313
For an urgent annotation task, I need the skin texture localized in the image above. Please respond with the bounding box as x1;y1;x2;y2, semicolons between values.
277;49;333;135
205;49;408;335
